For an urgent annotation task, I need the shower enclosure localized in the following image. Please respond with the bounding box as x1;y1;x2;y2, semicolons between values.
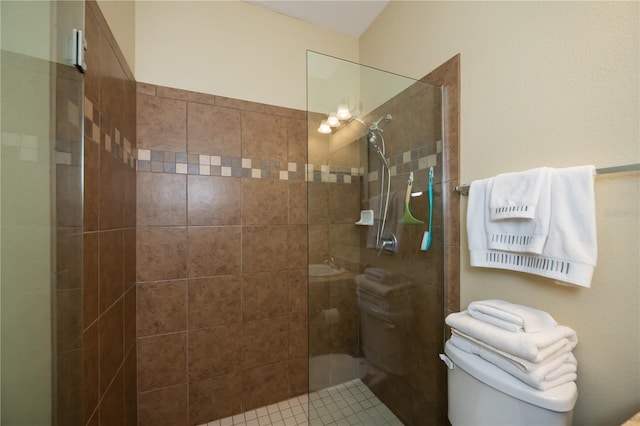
1;2;85;423
307;51;446;425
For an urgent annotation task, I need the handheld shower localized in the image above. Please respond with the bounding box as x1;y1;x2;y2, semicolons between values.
353;113;394;252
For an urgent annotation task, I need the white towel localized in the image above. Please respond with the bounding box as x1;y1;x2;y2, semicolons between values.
490;167;551;220
467;165;598;287
365;267;397;283
467;299;557;333
485;169;552;254
354;274;411;297
450;334;577;390
445;311;578;363
451;329;574;372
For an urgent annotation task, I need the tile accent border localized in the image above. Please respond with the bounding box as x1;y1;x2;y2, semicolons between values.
136;149;307;180
385;140;442;179
136;141;440;183
83;97;136;169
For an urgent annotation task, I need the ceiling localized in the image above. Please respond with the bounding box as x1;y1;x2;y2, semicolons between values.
246;0;389;38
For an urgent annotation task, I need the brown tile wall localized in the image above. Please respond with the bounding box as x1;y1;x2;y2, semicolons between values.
351;57;459;426
307;176;362;367
82;1;137;425
350;81;446;426
135;83;309;425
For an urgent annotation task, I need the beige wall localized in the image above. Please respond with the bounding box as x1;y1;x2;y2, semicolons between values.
135;0;359;110
96;0;135;73
361;1;639;425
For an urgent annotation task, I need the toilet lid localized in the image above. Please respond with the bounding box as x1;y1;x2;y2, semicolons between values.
445;341;578;412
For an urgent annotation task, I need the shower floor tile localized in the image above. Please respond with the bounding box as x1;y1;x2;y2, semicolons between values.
202;379;403;426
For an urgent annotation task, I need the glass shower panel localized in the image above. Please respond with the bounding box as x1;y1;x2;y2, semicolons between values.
307;51;444;425
1;1;84;424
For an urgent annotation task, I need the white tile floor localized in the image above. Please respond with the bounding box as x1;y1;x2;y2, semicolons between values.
201;379;403;426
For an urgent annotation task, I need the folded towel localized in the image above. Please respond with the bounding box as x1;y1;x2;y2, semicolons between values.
364;267;396;283
451;329;574;372
490;167;551;220
468;165;597;287
467;299;557;333
485;169;552;254
354;274;412;297
450;334;577;390
445;311;578;362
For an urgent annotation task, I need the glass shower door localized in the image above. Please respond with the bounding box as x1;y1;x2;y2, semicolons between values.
1;1;84;424
307;51;445;425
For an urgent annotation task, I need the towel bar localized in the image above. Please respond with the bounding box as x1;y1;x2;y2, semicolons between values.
454;163;640;196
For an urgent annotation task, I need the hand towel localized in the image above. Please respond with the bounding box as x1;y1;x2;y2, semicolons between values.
485;169;552;254
445;310;578;362
467;299;557;333
451;329;574;372
489;167;551;220
467;165;597;287
450;334;577;390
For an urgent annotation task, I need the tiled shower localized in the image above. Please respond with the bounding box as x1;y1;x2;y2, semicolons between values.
130;61;456;424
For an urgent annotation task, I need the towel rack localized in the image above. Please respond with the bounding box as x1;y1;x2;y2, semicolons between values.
454;162;640;196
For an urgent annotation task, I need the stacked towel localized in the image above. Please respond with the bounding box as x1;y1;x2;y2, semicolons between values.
468;299;557;333
364;267;403;284
355;273;413;311
467;165;597;287
446;300;578;391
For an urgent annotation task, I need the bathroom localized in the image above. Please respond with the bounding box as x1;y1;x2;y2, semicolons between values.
0;1;638;426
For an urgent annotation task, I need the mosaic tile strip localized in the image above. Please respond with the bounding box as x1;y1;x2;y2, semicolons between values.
1;131;79;165
82;97;136;169
136;140;440;184
137;149;308;180
136;149;361;183
31;94;83;166
386;140;442;179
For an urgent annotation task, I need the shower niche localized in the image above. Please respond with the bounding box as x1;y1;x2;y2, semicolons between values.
307;51;446;425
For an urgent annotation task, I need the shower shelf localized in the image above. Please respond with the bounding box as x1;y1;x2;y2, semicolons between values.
355;209;374;225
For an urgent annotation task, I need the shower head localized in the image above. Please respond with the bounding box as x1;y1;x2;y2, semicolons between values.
353;114;393;133
370;114;392;131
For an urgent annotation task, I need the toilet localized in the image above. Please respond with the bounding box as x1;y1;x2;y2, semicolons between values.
355;274;415;376
442;341;578;426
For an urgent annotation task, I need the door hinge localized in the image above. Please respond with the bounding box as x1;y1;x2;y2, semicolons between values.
72;29;87;73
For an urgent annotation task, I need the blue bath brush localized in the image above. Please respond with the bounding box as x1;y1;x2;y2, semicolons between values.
420;167;434;251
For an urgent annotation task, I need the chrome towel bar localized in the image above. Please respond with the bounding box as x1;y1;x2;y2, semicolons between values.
454;163;640;196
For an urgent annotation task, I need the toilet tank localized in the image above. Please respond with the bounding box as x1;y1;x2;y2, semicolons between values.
359;304;412;375
443;341;578;426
